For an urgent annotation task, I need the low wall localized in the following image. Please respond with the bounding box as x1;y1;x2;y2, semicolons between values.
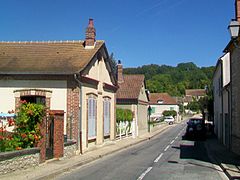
0;148;40;175
63;141;77;159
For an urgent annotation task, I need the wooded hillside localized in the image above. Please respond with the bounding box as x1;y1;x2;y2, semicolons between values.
124;62;214;97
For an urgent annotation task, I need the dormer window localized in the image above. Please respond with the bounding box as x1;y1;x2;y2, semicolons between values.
157;100;164;104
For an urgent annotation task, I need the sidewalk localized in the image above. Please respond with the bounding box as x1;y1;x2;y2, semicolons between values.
0;123;171;180
205;135;240;180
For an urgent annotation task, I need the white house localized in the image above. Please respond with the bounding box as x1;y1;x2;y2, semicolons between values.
149;93;179;121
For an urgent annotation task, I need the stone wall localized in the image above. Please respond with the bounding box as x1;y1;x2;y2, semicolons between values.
231;48;240;155
63;141;77;159
0;148;40;175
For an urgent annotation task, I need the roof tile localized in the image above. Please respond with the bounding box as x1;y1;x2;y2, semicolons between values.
149;93;177;105
116;75;145;100
0;40;104;74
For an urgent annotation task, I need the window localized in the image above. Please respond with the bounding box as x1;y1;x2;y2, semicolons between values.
103;98;111;137
151;107;155;113
21;96;46;105
157;100;164;104
88;95;97;139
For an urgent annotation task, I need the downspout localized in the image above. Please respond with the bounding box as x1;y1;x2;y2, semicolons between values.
74;74;83;154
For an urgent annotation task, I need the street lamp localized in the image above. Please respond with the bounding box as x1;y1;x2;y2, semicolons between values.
148;105;152;133
228;19;240;48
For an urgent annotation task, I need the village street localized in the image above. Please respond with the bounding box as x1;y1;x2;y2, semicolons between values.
55;121;227;180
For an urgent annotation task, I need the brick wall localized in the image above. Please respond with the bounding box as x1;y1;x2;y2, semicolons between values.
67;85;80;142
51;110;64;159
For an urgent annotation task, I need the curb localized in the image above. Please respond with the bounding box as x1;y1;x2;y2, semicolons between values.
35;125;171;180
205;139;240;180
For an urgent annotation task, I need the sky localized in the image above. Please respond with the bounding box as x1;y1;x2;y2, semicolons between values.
0;0;234;68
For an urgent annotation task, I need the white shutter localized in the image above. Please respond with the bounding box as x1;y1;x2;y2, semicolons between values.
88;97;96;138
104;99;110;136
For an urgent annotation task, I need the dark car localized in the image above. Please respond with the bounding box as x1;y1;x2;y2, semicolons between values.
185;118;206;140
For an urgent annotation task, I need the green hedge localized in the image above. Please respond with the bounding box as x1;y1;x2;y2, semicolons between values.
116;108;133;123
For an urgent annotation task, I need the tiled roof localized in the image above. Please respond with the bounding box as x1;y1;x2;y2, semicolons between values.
185;89;206;96
116;75;145;100
0;40;104;74
149;93;178;105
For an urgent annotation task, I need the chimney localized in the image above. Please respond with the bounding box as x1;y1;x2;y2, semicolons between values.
117;60;124;84
85;18;96;48
236;0;240;22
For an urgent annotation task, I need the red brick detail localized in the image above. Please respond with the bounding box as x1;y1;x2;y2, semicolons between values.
236;0;240;22
117;63;124;84
15;97;21;111
67;88;79;141
14;89;51;111
50;110;64;159
38;117;46;163
85;19;96;47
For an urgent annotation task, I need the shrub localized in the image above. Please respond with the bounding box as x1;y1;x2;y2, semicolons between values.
0;101;46;152
116;108;133;123
162;110;177;117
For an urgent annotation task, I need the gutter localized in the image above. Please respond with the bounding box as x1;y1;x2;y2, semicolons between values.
74;73;83;154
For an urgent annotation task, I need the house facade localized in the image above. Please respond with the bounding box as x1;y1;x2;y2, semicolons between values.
184;89;206;104
116;62;149;137
149;93;179;121
213;53;231;147
0;19;118;155
213;0;240;154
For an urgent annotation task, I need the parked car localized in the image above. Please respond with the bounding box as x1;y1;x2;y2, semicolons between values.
185;118;205;140
164;116;174;125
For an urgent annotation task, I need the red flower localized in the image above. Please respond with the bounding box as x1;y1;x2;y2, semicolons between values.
20;100;27;104
8;119;15;126
21;133;27;139
27;110;33;115
16;147;22;150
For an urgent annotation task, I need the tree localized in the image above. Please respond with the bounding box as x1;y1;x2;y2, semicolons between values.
123;62;214;97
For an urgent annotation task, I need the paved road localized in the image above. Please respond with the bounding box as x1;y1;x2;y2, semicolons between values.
56;121;227;180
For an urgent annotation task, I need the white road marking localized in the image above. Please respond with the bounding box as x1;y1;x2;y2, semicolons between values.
170;140;175;144
137;167;153;180
164;145;170;152
154;153;163;163
175;136;178;140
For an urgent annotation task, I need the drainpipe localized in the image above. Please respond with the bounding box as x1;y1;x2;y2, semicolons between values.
74;74;83;154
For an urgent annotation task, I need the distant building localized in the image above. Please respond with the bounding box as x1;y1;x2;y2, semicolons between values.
149;93;179;121
116;61;149;137
184;89;206;106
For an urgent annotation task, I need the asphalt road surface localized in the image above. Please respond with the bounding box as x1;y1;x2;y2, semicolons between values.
56;121;228;180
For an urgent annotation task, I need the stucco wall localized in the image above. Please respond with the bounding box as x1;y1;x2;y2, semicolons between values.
213;63;222;139
222;53;230;87
138;82;148;102
86;58;112;85
81;57;116;152
150;104;179;116
137;104;148;135
0;80;67;133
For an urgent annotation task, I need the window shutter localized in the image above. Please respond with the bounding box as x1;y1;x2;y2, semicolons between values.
88;97;96;138
104;99;110;136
